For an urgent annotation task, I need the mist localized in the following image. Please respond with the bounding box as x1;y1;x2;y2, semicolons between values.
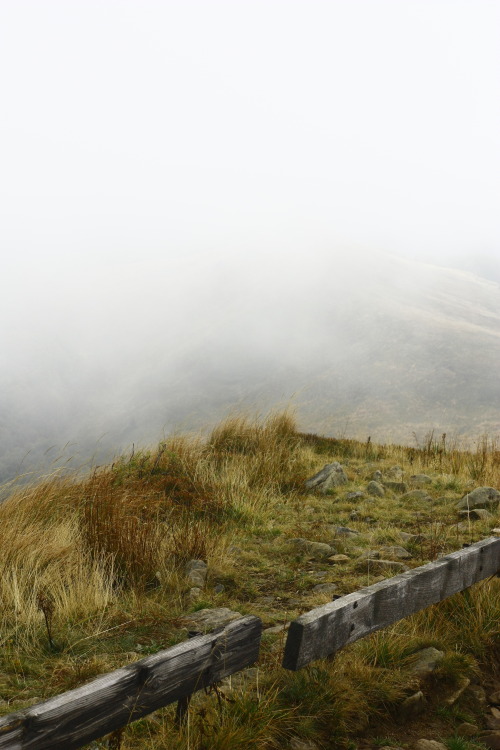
1;1;499;481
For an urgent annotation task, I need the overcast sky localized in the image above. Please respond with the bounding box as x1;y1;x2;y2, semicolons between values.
1;0;499;275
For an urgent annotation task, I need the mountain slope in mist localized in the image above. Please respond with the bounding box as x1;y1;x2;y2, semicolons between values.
1;251;499;482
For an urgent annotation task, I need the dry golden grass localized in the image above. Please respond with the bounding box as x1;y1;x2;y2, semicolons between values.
0;410;499;749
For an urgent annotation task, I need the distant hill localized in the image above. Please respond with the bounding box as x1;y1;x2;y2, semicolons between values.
1;251;499;482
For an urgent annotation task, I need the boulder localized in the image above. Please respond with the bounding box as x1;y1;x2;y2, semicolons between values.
456;487;500;510
367;480;385;497
304;463;348;493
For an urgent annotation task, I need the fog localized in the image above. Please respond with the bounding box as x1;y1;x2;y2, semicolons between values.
1;1;499;480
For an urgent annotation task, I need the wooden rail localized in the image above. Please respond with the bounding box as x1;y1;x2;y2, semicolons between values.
0;615;261;750
0;538;499;748
282;536;500;670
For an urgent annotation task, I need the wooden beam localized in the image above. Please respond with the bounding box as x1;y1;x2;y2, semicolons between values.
0;615;261;750
283;537;500;670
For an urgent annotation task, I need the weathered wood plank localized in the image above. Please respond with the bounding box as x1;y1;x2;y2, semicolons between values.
283;537;500;670
0;615;261;750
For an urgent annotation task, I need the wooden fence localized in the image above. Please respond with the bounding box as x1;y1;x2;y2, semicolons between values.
0;537;499;749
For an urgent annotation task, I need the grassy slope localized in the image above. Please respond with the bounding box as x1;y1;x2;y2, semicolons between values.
1;412;500;749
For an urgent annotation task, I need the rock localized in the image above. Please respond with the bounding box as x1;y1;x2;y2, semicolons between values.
333;526;359;538
371;470;383;481
387;466;404;479
402;490;433;502
398;690;426;719
367;480;385;497
308;570;328;579
181;607;243;632
410;474;433;485
188;587;202;601
185;559;208;587
456;487;500;510
382;481;408;493
479;732;500;750
379;545;412;560
489;689;500;704
486;710;500;731
263;623;289;635
466;683;487;705
289;738;321;750
304;463;348;493
286;538;335;558
328;554;350;563
458;508;493;520
410;647;444;676
349;511;359;521
400;531;426;543
456;722;479;737
312;583;338;594
213;584;225;594
359;549;380;559
357;559;410;574
442;676;470;706
414;741;447;750
346;491;365;500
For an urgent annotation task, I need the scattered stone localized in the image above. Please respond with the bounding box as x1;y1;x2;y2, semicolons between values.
456;487;500;510
486;710;500;731
410;474;433;485
257;596;275;605
185;559;208;587
442;676;470;706
398;690;426;719
456;722;479;737
357;559;410;574
367;480;385;497
493;529;500;535
466;683;487;705
308;570;328;579
359;549;381;559
289;737;321;750
346;491;365;500
414;741;447;750
213;584;225;594
312;583;338;594
349;510;359;521
181;607;242;632
333;526;359;537
188;587;202;602
410;647;444;676
379;545;412;560
402;490;433;502
387;465;404;480
304;463;348;493
458;508;493;521
382;481;408;493
489;689;500;705
328;554;350;563
400;531;426;543
288;538;336;559
371;470;383;481
263;623;290;635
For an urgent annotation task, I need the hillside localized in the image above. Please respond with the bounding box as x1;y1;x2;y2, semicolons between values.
1;412;500;749
1;251;499;482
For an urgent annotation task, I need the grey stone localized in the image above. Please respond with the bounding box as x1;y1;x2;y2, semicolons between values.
188;587;202;601
387;465;404;479
466;683;487;705
312;583;338;594
367;480;385;497
410;474;433;485
442;676;470;706
213;584;225;594
346;491;365;500
379;545;412;560
398;690;426;719
401;489;433;502
382;481;408;493
287;538;335;559
185;559;207;587
458;508;493;520
304;463;348;493
400;531;426;543
181;607;242;632
263;623;290;635
410;646;444;676
333;526;359;537
371;470;383;481
456;487;500;510
488;689;500;704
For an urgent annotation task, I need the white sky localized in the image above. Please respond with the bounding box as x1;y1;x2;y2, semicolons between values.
1;0;499;278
